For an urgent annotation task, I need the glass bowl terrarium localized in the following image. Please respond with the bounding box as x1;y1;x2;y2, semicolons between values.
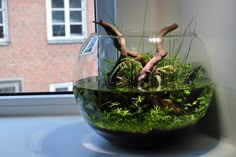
73;20;214;147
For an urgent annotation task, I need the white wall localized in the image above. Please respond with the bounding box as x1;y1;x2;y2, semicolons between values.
179;0;236;145
117;0;180;34
117;0;236;145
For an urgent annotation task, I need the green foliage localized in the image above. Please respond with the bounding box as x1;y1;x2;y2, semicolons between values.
108;52;204;90
110;57;143;87
74;81;214;133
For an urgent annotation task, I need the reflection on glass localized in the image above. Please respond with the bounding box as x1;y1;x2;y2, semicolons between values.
0;26;3;38
53;25;65;36
80;36;98;55
0;0;2;9
52;11;65;23
70;11;81;22
52;0;64;8
70;25;82;35
70;0;81;8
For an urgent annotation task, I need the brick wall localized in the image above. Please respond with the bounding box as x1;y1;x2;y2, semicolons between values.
0;0;95;92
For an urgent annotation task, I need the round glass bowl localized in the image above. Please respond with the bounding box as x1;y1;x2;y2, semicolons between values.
73;32;214;147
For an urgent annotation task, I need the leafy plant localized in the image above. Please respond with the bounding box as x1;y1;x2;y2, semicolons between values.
74;81;213;133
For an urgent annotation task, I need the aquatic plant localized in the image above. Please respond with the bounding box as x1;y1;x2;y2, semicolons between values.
74;19;213;135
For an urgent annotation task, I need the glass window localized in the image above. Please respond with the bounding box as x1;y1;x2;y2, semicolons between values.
49;82;73;92
0;79;23;93
0;0;9;43
53;25;65;36
70;11;81;22
0;12;2;23
70;25;82;35
0;26;3;38
0;0;102;116
52;0;64;8
46;0;87;43
69;0;81;8
52;11;65;23
0;0;95;96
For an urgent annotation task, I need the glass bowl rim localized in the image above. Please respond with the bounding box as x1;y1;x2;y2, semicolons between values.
89;32;198;39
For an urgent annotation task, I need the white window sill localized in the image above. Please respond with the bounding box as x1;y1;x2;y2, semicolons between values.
47;39;86;44
0;115;235;156
0;94;79;116
0;41;10;46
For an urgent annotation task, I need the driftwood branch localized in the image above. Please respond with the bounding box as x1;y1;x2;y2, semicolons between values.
93;20;141;85
94;20;178;88
137;24;178;88
93;20;140;58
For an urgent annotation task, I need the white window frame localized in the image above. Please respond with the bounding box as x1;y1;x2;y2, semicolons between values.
0;0;116;116
0;79;23;93
49;82;73;92
46;0;87;44
0;0;9;45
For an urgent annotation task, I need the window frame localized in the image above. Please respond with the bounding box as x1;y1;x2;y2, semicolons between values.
0;79;23;93
49;82;73;92
46;0;88;44
0;0;9;45
0;0;116;116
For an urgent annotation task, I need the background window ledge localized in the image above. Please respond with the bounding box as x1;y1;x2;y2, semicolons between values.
47;39;86;45
0;41;10;46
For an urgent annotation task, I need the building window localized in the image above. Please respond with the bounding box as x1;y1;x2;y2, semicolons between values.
49;82;73;92
0;79;23;93
46;0;87;44
0;0;9;45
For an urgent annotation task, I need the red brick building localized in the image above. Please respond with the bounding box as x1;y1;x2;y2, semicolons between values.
0;0;95;93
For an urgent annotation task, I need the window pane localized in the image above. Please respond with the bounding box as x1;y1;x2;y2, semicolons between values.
70;0;81;8
52;0;64;8
53;25;65;36
0;86;15;93
0;0;95;94
70;25;82;35
0;26;3;38
52;11;65;23
55;87;68;92
70;11;81;22
0;12;2;23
